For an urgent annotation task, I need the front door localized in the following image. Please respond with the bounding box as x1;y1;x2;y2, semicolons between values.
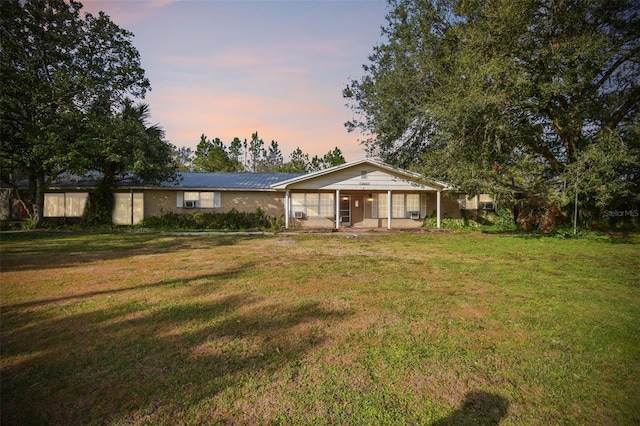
351;193;364;226
339;195;351;226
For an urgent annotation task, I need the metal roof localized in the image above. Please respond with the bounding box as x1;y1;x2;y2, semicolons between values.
160;172;306;190
13;171;306;190
11;160;452;191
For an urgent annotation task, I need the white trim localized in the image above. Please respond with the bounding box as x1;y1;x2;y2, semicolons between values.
335;189;340;230
285;189;290;229
387;190;392;230
437;190;441;229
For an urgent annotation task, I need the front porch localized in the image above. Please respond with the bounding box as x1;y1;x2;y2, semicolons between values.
272;159;452;231
284;189;443;230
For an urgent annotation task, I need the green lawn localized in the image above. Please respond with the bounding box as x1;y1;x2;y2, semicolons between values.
1;231;639;425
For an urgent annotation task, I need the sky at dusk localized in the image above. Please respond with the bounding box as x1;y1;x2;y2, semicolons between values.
81;0;390;161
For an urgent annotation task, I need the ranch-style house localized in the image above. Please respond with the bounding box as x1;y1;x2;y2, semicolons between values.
27;159;496;229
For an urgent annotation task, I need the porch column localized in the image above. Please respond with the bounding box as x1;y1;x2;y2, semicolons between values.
335;189;340;230
285;190;290;230
437;190;441;229
387;190;392;230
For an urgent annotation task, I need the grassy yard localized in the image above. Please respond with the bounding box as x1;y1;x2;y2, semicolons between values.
1;231;639;425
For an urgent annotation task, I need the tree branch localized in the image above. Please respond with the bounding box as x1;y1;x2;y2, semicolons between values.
603;85;640;131
544;98;578;163
594;44;640;92
530;135;564;173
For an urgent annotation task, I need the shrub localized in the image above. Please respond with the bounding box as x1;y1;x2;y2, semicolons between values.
516;198;566;233
424;217;481;230
82;183;115;226
423;208;517;232
140;208;282;231
0;220;34;231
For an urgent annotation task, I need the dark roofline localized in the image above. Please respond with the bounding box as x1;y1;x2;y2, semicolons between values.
13;171;307;191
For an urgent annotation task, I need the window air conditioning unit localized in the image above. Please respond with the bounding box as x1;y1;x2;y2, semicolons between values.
481;202;495;211
409;211;420;219
294;211;305;219
184;200;197;208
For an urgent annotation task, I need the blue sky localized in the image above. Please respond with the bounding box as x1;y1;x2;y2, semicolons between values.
82;0;389;161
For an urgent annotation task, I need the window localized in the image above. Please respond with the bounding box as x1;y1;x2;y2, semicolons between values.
373;194;387;218
65;193;88;217
291;193;335;218
44;193;88;217
113;193;144;225
459;194;468;210
44;193;65;217
406;194;420;213
184;191;200;207
291;193;305;216
372;193;422;219
177;191;221;208
319;193;334;217
481;202;495;211
199;192;216;208
392;193;405;218
306;193;319;217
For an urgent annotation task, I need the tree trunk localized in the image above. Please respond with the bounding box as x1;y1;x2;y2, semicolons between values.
32;174;45;226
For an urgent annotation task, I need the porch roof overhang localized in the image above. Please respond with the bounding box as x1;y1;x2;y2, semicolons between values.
271;158;452;192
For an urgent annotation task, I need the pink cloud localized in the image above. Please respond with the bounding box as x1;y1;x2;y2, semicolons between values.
81;0;177;25
74;0;380;162
147;87;364;160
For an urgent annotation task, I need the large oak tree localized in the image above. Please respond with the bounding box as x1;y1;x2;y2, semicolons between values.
345;0;639;220
1;0;174;224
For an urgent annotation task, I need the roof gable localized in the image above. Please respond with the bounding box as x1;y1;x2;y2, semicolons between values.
272;159;449;191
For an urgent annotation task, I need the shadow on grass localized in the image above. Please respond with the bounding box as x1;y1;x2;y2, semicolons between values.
1;283;352;424
0;232;262;272
2;266;249;310
431;391;509;425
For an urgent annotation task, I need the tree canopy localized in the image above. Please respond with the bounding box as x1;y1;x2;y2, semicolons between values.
309;147;347;172
170;144;194;172
1;0;174;224
344;0;639;223
79;99;175;184
189;132;346;173
193;134;243;172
